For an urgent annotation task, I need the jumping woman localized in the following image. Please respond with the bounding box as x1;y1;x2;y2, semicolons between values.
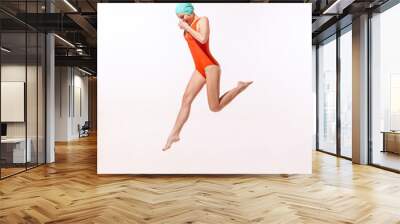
163;3;253;151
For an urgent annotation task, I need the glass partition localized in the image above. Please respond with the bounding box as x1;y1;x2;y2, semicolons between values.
317;36;337;154
0;1;46;179
0;31;28;177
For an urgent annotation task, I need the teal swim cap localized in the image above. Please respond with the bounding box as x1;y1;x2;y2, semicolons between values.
175;3;194;15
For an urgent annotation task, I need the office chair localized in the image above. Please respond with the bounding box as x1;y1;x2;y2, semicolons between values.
79;121;90;138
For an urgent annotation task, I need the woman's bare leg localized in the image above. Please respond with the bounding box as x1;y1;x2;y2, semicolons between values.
163;70;206;151
205;65;253;112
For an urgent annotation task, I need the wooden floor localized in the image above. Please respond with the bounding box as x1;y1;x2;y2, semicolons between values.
1;163;44;178
1;134;400;224
373;150;400;171
1;167;26;178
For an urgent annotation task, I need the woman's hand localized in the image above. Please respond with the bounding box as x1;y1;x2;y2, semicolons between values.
178;19;190;30
179;17;209;44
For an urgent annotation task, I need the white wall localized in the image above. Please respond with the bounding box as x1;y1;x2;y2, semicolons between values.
98;3;312;174
1;65;42;138
55;67;89;141
71;72;89;138
55;66;69;141
1;66;26;128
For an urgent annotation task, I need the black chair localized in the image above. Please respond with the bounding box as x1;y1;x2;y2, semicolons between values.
78;121;90;138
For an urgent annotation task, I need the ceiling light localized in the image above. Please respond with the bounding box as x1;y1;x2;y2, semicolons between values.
1;47;11;53
322;0;354;15
78;67;93;76
63;0;78;12
323;0;342;14
54;34;75;48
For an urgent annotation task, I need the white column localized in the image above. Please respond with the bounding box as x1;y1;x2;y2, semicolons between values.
46;1;56;163
352;14;369;164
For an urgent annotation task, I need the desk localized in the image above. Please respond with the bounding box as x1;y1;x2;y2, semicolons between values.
381;131;400;154
1;138;32;163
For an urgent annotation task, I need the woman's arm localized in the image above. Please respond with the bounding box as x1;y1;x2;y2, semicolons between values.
179;17;209;44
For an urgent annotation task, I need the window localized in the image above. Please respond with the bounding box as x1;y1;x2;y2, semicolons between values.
370;3;400;171
340;28;352;158
318;36;337;154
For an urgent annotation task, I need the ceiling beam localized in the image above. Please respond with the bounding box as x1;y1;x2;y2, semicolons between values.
55;55;96;71
67;13;97;46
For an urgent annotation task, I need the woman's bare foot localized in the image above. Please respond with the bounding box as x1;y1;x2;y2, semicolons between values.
162;135;180;151
237;81;253;92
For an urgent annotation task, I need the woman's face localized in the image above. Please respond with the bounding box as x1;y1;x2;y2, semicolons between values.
177;13;194;24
